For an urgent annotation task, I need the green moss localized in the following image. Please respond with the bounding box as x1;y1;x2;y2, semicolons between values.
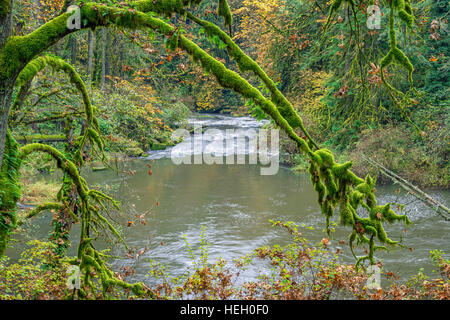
151;142;167;151
0;131;22;255
15;55;94;124
24;202;76;221
0;0;11;19
92;166;108;172
14;134;67;143
218;0;232;27
0;13;72;82
125;146;145;157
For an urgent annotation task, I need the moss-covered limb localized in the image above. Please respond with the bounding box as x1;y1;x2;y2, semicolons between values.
0;0;11;19
380;6;414;84
78;245;153;297
0;130;21;255
0;12;74;83
0;0;13;50
376;2;416;125
132;0;202;15
184;12;318;149
21;202;77;222
15;55;94;124
14;134;69;144
19;143;90;201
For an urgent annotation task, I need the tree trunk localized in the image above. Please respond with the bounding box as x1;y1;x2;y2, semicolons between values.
0;81;15;167
70;34;77;65
101;28;106;89
0;0;13;50
105;29;111;79
0;0;14;167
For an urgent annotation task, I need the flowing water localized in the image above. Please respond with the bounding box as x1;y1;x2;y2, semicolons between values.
8;114;450;287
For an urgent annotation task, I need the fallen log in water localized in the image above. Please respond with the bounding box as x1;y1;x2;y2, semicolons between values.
363;155;450;221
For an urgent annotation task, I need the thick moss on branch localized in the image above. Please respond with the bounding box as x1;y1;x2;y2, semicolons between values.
0;12;72;82
18;142;149;296
0;131;21;255
23;202;77;222
19;143;90;200
15;55;94;123
0;0;11;19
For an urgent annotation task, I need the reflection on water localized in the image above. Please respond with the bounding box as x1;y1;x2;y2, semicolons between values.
7;114;450;288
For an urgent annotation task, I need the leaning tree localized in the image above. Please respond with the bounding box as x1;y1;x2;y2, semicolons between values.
0;0;417;296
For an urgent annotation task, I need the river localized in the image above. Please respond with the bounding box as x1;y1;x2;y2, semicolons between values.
8;113;450;287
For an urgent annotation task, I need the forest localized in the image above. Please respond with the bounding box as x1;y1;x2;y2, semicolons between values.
0;0;448;301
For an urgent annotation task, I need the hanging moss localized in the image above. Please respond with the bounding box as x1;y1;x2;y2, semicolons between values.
379;3;415;95
18;142;151;297
217;0;232;27
0;0;11;19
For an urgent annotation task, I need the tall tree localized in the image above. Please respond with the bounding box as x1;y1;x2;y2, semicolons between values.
87;29;94;88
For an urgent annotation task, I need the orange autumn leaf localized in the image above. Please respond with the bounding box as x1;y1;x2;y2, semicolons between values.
429;55;438;62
